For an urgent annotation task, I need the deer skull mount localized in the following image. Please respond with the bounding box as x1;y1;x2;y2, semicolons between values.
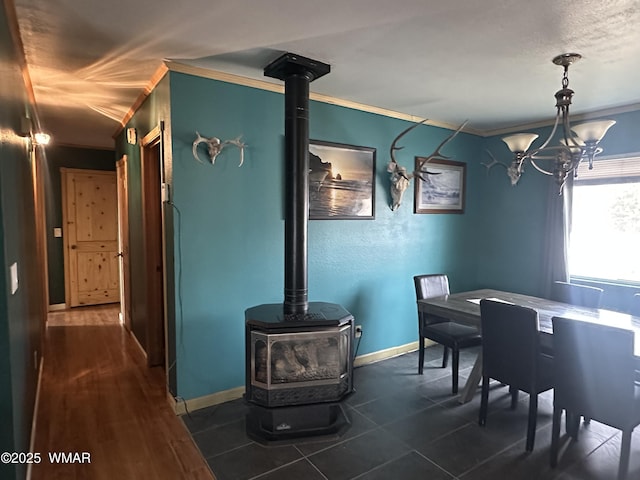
481;150;523;186
387;119;467;211
192;131;247;167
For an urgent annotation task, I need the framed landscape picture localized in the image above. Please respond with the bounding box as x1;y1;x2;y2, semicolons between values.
308;140;376;219
414;158;466;214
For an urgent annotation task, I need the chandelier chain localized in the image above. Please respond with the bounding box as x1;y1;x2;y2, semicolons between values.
562;65;569;89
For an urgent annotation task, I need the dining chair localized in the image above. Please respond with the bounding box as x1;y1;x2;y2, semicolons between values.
478;299;554;452
551;316;640;480
631;293;640;317
414;274;481;395
550;280;603;309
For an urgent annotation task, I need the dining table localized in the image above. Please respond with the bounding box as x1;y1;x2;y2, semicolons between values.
418;288;640;404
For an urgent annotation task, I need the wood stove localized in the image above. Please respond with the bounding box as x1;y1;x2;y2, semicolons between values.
244;53;354;443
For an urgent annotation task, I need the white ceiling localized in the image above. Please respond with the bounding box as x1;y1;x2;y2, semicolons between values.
13;0;640;149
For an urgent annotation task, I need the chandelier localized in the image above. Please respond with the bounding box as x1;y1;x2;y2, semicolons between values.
487;53;615;194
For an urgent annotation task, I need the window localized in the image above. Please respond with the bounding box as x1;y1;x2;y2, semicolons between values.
569;155;640;284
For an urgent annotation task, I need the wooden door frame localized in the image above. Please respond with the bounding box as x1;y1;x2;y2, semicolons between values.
116;155;132;331
140;126;166;368
31;146;48;348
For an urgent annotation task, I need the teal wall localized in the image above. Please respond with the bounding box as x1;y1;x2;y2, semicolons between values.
168;72;484;399
43;145;116;305
479;109;640;299
0;1;45;478
477;126;555;296
123;70;640;402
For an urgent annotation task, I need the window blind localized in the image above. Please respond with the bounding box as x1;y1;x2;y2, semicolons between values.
575;154;640;182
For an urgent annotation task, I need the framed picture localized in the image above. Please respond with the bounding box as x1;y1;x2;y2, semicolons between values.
414;158;466;214
308;140;376;219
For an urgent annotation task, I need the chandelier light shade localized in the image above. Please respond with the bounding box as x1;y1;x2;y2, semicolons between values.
502;133;539;153
570;119;616;144
488;53;615;194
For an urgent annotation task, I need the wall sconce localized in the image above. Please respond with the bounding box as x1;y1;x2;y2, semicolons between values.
33;132;51;145
19;116;51;147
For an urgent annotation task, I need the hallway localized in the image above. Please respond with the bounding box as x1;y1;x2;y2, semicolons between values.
31;305;213;480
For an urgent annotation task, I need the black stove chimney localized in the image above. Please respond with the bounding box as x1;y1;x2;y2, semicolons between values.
246;55;353;443
264;53;330;315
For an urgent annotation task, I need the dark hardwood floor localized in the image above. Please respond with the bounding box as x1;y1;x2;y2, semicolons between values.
31;304;213;480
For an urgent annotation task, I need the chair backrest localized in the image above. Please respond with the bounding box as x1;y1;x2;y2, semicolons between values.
631;293;640;317
550;281;603;309
414;274;450;326
479;299;540;390
414;274;449;301
552;316;636;429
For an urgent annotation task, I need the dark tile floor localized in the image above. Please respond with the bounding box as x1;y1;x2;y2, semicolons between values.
183;346;640;479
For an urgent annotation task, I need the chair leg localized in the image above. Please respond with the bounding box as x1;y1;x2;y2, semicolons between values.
525;393;538;452
479;376;489;426
550;406;562;467
451;347;459;395
618;429;632;480
509;386;519;410
442;346;449;368
566;412;580;440
566;411;574;435
418;336;425;375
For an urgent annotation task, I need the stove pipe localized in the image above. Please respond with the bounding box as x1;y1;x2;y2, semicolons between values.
264;53;330;315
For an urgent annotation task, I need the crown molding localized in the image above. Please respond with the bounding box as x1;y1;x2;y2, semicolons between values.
112;63;169;139
122;60;640;141
165;61;483;136
482;103;640;138
5;0;41;130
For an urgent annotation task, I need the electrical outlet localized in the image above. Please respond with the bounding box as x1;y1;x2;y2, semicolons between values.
355;325;363;338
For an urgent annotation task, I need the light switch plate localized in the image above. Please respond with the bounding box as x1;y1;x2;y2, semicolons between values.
54;227;62;237
10;262;18;295
161;183;171;203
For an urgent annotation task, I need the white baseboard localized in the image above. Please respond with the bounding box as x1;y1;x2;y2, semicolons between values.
48;303;67;311
169;341;422;415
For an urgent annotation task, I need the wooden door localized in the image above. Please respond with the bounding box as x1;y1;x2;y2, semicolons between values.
141;127;165;367
116;156;131;331
62;168;119;307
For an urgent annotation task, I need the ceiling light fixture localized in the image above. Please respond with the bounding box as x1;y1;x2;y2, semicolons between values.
485;53;615;194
